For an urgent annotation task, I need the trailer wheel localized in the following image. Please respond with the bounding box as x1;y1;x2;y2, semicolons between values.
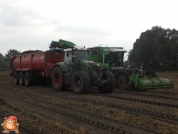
13;72;19;85
52;66;66;91
145;70;157;78
19;72;24;86
98;70;115;93
71;71;90;94
116;70;129;89
24;72;35;86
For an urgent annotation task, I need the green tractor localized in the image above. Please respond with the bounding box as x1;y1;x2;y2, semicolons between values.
89;46;174;90
50;40;115;94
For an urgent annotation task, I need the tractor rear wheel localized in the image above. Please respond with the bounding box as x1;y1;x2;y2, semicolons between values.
116;70;129;89
24;72;35;86
52;66;66;91
145;70;157;78
71;71;90;94
19;72;24;86
98;70;115;93
13;72;19;85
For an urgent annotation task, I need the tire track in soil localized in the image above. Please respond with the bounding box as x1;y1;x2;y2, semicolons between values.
6;82;178;124
0;99;85;134
1;74;178;133
0;89;151;134
114;90;178;101
61;96;178;124
93;92;178;108
1;84;178;134
0;99;33;134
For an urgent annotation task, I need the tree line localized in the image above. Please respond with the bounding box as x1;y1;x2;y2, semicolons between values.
128;26;178;71
0;49;20;71
1;26;178;71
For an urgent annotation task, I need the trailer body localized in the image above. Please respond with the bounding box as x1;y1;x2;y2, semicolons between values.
10;50;64;77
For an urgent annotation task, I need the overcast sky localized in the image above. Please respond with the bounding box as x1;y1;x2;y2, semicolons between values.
0;0;178;58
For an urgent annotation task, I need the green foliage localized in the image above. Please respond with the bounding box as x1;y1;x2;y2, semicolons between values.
0;62;10;71
4;49;20;62
128;26;178;71
0;53;3;63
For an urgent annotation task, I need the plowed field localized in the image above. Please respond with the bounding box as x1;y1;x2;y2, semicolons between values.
0;71;178;134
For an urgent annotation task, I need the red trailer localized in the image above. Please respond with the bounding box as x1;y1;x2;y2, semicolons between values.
10;50;64;86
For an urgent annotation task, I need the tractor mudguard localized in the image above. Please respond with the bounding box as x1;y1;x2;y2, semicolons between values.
54;62;70;72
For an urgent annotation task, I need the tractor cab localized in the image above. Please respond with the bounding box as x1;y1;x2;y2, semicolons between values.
63;47;89;66
103;48;127;70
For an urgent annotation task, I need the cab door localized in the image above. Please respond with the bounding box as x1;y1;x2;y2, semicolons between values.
64;51;72;65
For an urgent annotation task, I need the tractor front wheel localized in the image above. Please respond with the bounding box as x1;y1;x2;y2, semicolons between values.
116;70;129;89
52;66;66;91
71;71;90;94
98;70;115;93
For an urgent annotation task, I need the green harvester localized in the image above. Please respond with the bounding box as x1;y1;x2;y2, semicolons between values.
89;46;174;90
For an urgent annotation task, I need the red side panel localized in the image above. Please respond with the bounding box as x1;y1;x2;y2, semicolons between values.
10;50;65;74
31;52;45;70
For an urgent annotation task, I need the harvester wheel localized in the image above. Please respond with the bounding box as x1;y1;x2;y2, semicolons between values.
19;72;24;86
98;70;115;93
13;72;19;85
71;71;90;94
145;70;157;78
24;72;35;86
52;66;66;91
116;70;129;89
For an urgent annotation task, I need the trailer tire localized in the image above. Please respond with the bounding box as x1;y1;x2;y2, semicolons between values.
98;70;115;93
71;71;90;94
145;70;157;78
24;72;35;86
52;66;66;91
116;70;129;89
19;72;24;86
13;72;19;85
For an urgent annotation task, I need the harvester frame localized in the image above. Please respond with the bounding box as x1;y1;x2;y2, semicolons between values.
89;46;174;90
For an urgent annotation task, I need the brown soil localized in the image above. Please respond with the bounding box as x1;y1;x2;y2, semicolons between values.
0;71;178;134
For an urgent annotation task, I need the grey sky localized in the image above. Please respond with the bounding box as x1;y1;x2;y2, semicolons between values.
0;0;178;58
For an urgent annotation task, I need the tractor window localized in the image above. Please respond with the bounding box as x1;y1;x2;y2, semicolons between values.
66;52;69;57
104;51;124;67
73;50;89;63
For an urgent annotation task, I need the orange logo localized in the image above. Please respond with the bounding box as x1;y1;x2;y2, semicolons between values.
1;116;19;133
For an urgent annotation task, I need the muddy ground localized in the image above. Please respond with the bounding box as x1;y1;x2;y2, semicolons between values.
0;71;178;134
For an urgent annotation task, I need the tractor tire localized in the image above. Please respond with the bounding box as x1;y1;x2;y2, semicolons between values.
13;72;19;85
24;72;35;86
52;66;66;91
71;71;90;94
98;70;115;93
116;70;129;89
19;72;24;86
145;70;157;78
